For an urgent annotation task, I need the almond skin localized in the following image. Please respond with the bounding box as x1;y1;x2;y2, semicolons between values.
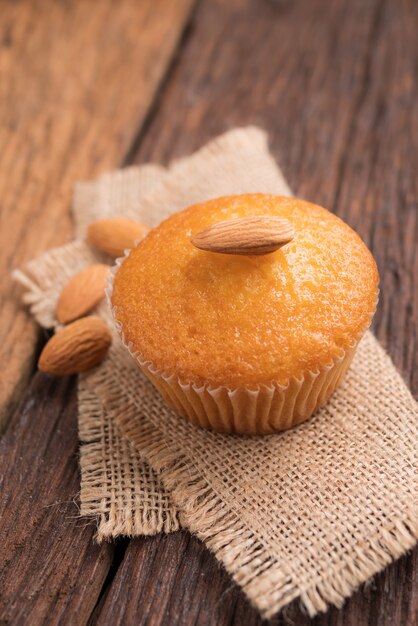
38;316;112;376
191;215;295;255
87;218;149;258
56;264;109;324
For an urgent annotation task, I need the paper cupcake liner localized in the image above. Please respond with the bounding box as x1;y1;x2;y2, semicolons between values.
107;248;377;435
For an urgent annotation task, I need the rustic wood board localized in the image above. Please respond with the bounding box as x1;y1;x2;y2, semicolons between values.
0;373;114;625
1;0;416;625
0;0;195;427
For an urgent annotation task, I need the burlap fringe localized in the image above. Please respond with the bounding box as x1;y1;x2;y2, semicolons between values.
128;437;416;617
13;240;180;542
78;382;179;540
110;369;417;618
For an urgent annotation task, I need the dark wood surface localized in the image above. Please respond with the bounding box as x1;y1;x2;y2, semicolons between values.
1;0;417;625
0;0;194;427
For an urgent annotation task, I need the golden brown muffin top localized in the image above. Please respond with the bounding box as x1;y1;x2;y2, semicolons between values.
111;194;378;388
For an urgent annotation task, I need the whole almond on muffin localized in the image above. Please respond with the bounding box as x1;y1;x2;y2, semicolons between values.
87;218;149;258
191;215;295;255
38;316;112;376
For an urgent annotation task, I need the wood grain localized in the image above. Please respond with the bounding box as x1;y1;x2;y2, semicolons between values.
92;534;417;626
1;0;417;624
0;373;113;625
0;0;195;426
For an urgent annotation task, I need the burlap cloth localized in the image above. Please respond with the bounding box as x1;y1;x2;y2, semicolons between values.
14;128;417;619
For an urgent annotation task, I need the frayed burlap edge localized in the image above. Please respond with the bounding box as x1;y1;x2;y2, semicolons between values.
78;381;180;539
13;240;180;542
99;332;417;618
121;420;416;617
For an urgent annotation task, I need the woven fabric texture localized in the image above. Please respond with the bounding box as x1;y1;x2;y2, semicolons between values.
14;127;417;618
13;240;179;539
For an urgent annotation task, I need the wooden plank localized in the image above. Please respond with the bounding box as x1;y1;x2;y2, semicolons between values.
2;0;416;624
91;532;260;626
0;373;113;625
0;0;196;426
89;0;417;623
90;534;417;626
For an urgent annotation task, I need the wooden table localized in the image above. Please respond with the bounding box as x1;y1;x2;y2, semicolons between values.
1;1;417;624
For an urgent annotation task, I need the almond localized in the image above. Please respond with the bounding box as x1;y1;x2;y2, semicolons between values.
87;218;149;257
56;264;109;324
38;316;112;376
191;215;295;256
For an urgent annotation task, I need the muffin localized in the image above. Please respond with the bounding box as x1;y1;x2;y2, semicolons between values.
109;194;378;434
